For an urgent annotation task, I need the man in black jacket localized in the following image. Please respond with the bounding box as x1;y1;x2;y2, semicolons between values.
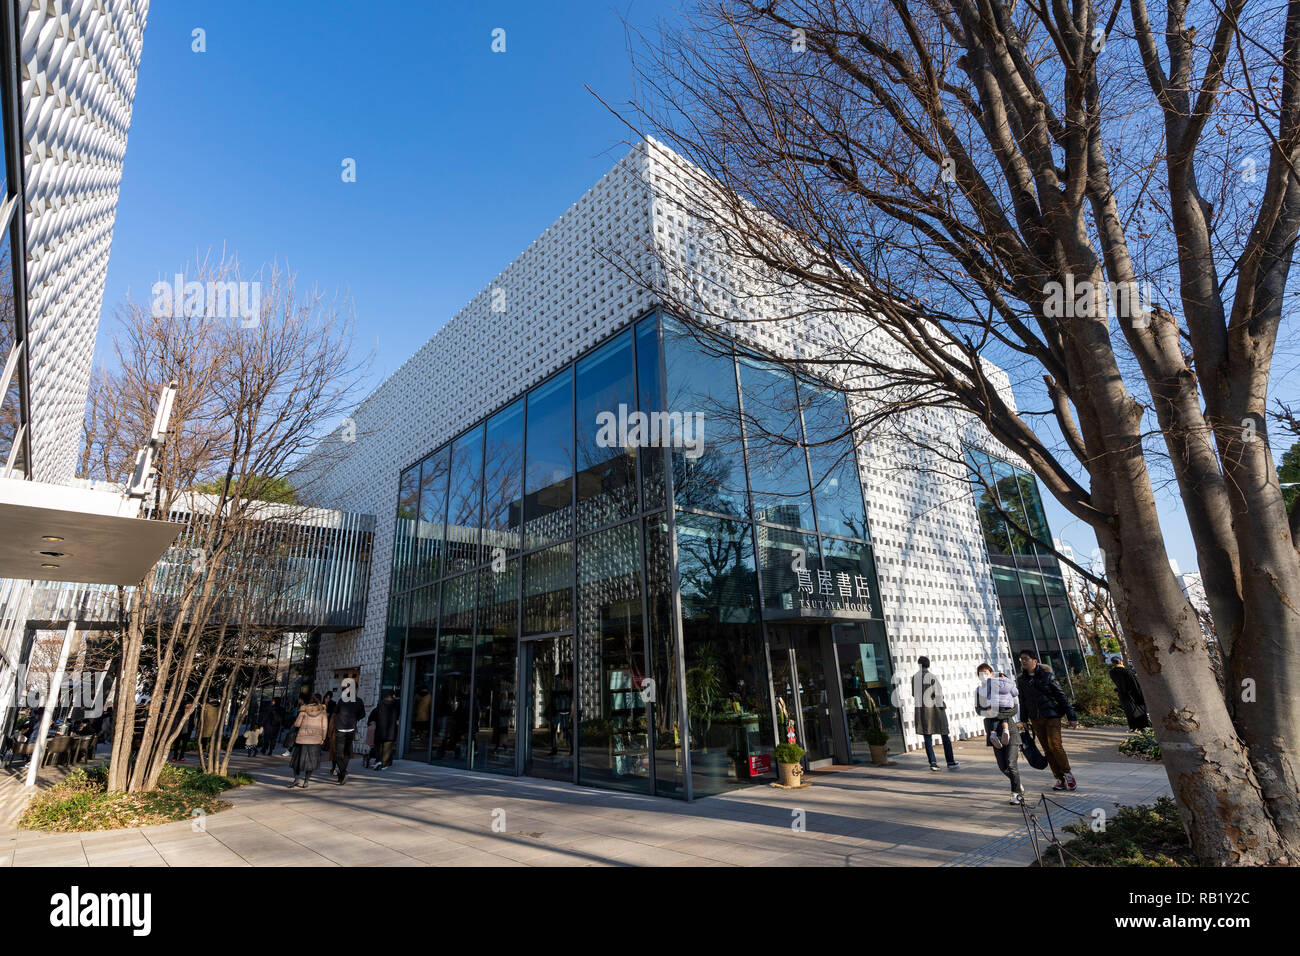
372;691;400;770
259;697;283;756
330;686;366;785
1017;650;1079;791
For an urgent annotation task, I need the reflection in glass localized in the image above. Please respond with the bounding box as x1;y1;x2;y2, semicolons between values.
431;573;474;766
834;621;903;760
801;382;869;539
738;359;813;529
644;516;684;796
636;315;667;511
756;526;820;615
392;466;421;592
576;331;637;534
523;542;573;635
577;522;649;793
414;447;450;585
662;318;748;516
381;593;406;698
473;560;518;773
820;536;881;615
523;635;574;780
403;655;436;760
675;510;773;795
445;425;485;574
524;370;574;549
483;399;524;556
405;583;438;655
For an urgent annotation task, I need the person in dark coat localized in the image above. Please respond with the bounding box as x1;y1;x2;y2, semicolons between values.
1108;657;1150;730
260;697;284;755
912;657;959;771
1017;650;1079;791
330;693;366;785
372;691;400;770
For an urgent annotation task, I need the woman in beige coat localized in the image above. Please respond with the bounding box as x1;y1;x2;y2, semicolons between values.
289;694;329;789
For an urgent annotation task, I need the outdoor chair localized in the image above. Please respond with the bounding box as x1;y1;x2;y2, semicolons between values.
41;734;72;767
3;737;34;770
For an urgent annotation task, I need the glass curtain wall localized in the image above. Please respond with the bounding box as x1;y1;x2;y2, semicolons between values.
384;310;889;797
966;448;1086;678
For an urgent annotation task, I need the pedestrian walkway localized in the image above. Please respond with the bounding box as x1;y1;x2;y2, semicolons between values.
0;727;1170;866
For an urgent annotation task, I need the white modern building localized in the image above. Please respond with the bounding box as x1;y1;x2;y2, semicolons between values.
298;142;1085;799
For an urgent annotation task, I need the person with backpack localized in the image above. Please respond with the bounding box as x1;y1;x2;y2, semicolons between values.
975;663;1024;804
1017;650;1079;791
912;657;959;771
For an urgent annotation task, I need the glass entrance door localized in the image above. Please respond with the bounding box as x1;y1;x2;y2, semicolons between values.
768;624;846;766
521;634;575;780
402;655;436;760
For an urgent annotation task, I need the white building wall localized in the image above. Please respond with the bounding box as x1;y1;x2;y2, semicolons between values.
19;0;150;482
302;142;1018;749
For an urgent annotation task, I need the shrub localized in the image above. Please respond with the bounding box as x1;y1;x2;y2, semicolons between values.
774;742;805;764
1051;797;1193;866
1119;727;1162;761
1078;712;1128;727
1070;658;1121;716
865;727;890;747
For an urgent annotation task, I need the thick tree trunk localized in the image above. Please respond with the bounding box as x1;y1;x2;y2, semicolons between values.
1101;521;1292;864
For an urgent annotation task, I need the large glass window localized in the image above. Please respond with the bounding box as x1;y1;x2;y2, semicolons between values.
523;542;573;636
473;560;518;773
644;516;684;796
738;359;814;530
524;370;575;549
576;331;638;534
674;510;772;796
414;447;450;585
431;572;475;766
483;399;524;557
662;318;747;517
392;466;421;593
405;583;438;655
576;522;649;793
445;425;485;574
801;382;869;539
636;315;667;511
756;526;820;615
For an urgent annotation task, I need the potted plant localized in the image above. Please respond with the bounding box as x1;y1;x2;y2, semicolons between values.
866;726;891;765
774;741;806;787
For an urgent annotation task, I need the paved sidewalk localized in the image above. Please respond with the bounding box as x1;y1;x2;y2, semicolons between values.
0;727;1170;867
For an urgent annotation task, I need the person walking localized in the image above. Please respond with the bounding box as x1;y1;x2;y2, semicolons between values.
372;691;400;771
912;657;959;771
363;704;378;769
288;694;329;789
330;692;366;785
198;697;222;758
260;696;284;756
1017;650;1079;791
975;663;1024;804
170;704;194;762
1108;656;1150;731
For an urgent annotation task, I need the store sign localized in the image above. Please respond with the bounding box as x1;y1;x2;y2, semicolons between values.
748;753;772;777
791;568;878;617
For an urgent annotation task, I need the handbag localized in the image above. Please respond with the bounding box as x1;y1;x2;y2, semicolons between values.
1019;724;1049;770
282;727;298;749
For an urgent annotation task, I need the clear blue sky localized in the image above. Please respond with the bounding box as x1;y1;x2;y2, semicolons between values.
98;0;1211;575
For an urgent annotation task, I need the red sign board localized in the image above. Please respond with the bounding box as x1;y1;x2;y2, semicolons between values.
748;754;772;777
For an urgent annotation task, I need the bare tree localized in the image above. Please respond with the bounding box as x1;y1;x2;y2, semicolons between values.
81;257;367;792
617;0;1300;863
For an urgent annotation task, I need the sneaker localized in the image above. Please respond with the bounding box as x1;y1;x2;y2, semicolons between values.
287;779;299;789
1010;792;1025;805
929;763;941;772
337;773;347;786
1052;778;1068;791
989;732;1003;749
947;762;960;769
280;750;290;757
1065;772;1077;791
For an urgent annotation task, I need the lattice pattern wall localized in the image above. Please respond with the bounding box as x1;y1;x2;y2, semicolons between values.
304;142;1020;748
19;0;149;482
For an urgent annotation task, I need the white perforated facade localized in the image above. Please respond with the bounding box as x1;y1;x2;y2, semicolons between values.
301;143;1027;755
19;0;150;482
